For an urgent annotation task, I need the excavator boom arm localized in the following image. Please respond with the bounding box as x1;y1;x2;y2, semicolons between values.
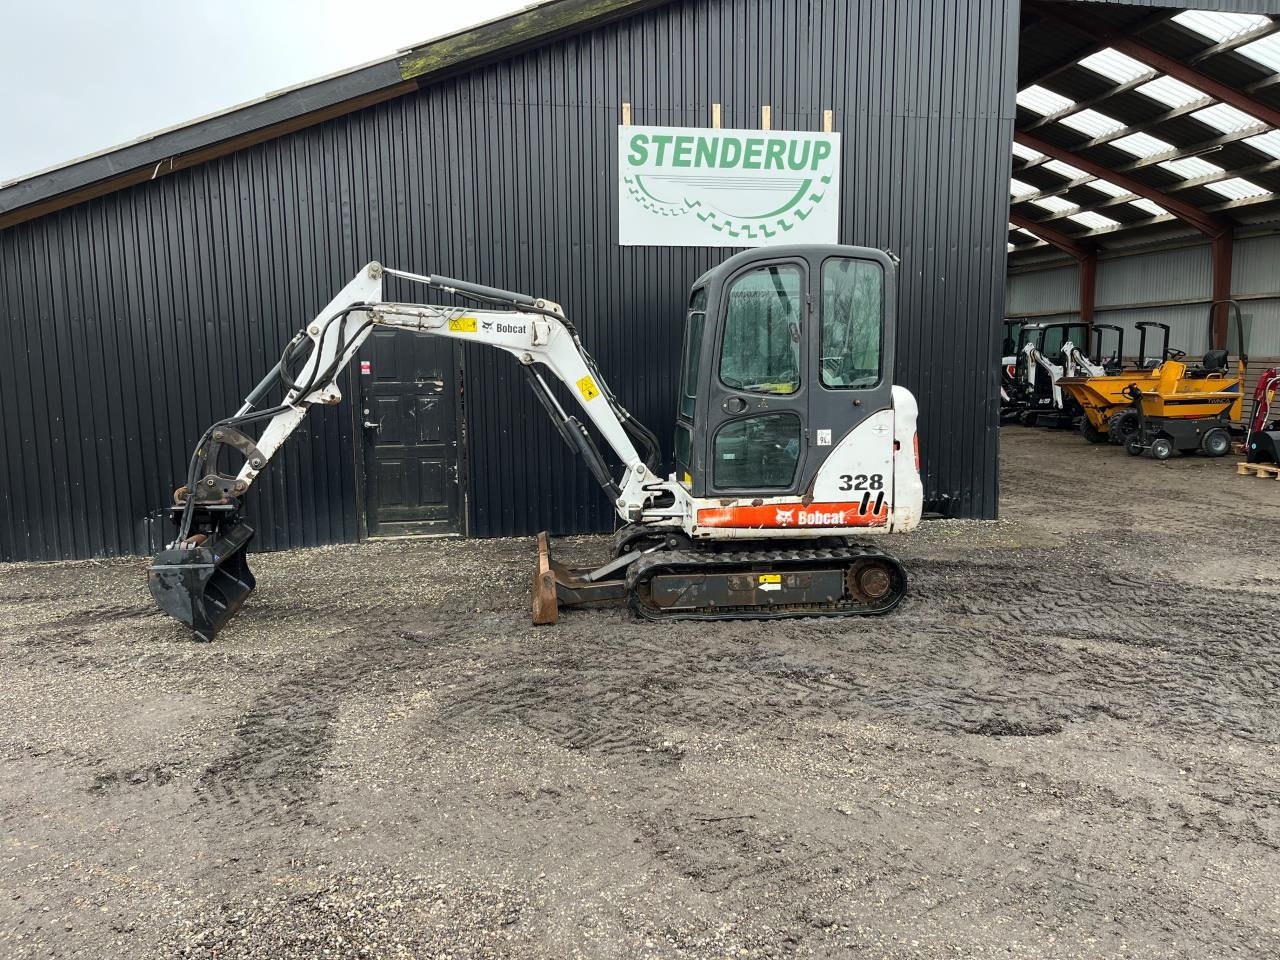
181;262;664;534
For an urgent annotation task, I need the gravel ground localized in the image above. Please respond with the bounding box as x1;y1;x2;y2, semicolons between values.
2;427;1279;959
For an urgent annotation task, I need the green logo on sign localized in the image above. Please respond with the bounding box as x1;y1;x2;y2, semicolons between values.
622;131;835;241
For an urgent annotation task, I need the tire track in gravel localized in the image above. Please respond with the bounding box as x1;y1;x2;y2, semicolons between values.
192;628;456;823
421;542;1280;778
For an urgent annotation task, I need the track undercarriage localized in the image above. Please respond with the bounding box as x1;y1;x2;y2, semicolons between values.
534;529;907;624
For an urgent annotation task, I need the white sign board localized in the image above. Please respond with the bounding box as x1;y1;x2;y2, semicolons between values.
617;124;841;247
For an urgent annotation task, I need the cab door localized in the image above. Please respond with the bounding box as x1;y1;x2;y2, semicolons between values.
702;257;810;497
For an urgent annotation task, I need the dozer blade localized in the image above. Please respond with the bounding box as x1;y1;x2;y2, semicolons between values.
531;531;630;624
148;520;257;642
533;531;560;625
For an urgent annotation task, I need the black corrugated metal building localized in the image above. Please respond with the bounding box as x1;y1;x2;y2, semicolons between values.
1;0;1267;562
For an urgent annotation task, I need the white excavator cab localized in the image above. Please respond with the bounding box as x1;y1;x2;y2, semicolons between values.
669;245;921;538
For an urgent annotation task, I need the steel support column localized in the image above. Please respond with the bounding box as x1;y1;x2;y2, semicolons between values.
1211;230;1234;349
1079;253;1097;327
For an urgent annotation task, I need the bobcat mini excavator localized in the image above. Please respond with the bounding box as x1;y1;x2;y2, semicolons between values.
148;245;924;641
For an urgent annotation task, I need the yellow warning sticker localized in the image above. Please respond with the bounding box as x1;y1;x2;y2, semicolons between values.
448;316;478;333
576;375;600;401
758;574;782;585
681;471;693;487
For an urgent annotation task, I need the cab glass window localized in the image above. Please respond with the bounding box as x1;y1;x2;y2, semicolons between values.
713;413;801;489
679;288;706;421
673;423;693;478
1040;325;1084;358
820;258;882;389
1041;326;1066;356
719;263;803;395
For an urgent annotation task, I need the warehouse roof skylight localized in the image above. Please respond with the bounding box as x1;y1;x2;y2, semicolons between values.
1069;211;1121;230
1159;156;1225;179
1078;48;1150;85
1017;85;1074;115
1135;76;1203;109
1172;11;1271;44
1237;34;1280;73
1010;178;1038;198
1086;178;1131;199
1011;141;1044;163
1128;198;1167;217
1059;109;1128;138
1204;177;1271;200
1111;132;1176;158
1032;196;1079;214
1043;159;1088;179
1244;131;1280;159
1191;103;1260;134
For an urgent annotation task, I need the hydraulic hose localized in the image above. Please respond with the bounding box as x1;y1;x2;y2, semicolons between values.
175;302;374;542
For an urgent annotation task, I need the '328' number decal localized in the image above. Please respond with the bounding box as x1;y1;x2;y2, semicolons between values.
838;473;884;492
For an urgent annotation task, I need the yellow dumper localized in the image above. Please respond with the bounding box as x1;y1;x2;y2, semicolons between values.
1057;321;1171;443
1122;302;1246;460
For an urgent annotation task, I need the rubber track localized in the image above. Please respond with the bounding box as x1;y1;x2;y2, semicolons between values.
626;544;907;621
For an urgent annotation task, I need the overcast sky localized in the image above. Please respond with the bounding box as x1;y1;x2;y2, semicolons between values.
0;0;528;184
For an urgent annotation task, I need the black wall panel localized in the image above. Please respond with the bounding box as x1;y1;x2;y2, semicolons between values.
0;0;1021;562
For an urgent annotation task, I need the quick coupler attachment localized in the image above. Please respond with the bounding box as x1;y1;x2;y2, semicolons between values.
148;510;256;642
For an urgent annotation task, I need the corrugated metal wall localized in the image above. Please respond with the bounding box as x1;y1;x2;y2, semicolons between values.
0;0;1019;562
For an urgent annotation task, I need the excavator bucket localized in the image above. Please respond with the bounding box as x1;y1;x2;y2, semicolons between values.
147;519;257;642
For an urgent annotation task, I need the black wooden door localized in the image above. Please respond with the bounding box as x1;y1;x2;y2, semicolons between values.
360;329;461;537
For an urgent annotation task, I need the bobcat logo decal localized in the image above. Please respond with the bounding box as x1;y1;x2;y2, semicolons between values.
774;508;795;526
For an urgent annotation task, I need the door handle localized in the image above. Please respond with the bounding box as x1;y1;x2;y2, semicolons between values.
723;396;748;414
363;420;381;430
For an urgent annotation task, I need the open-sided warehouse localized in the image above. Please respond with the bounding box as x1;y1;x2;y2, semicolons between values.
2;0;1277;565
1007;2;1280;410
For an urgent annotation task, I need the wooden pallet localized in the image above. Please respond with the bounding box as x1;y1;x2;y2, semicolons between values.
1237;461;1280;479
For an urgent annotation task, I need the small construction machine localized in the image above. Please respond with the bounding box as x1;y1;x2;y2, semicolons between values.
1123;301;1246;460
998;318;1024;417
1057;321;1172;443
1003;321;1103;427
1246;367;1280;464
1087;323;1126;375
148;246;924;641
